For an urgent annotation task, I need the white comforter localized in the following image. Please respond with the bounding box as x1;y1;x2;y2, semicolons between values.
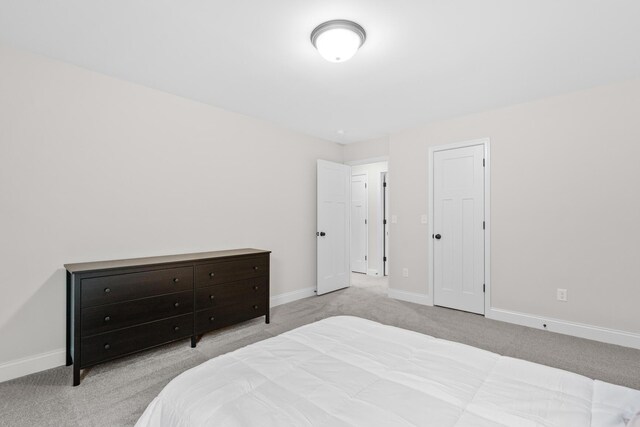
136;316;640;427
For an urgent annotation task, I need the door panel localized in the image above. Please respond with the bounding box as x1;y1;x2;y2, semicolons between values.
350;174;367;273
433;145;485;314
317;160;351;295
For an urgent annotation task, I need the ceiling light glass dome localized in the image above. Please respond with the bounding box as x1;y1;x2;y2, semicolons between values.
311;20;366;63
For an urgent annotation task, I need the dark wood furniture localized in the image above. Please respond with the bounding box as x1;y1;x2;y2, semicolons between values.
66;248;270;386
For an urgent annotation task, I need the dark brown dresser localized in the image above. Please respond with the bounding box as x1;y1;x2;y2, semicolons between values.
65;248;270;386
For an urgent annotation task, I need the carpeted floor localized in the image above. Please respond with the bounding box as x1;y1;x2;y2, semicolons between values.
1;275;639;426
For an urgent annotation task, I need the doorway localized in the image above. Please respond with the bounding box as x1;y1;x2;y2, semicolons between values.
350;174;368;274
349;160;388;280
429;139;490;315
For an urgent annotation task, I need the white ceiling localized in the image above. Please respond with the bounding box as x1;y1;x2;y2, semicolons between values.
1;1;639;143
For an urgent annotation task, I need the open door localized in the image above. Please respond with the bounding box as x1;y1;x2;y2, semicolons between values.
317;159;351;295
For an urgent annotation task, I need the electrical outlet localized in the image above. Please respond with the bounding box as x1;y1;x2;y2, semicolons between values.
557;288;568;302
402;268;409;277
420;214;428;224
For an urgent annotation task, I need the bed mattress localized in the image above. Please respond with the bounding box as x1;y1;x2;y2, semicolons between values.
136;316;640;427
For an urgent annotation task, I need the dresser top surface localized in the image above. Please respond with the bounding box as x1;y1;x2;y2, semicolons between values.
64;248;270;273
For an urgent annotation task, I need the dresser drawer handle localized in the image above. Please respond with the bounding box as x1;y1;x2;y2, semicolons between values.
174;326;180;332
104;316;111;322
174;302;180;308
253;305;259;310
104;344;111;350
209;316;215;322
173;277;180;283
209;272;215;278
104;288;111;294
253;285;259;291
209;295;215;300
253;266;259;271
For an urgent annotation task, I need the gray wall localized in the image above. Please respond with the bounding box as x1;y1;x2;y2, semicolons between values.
388;78;640;333
0;44;343;371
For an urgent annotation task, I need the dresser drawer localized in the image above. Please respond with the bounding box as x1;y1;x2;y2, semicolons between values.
195;277;267;310
80;314;193;367
81;267;193;307
195;256;268;287
195;300;267;334
81;291;193;337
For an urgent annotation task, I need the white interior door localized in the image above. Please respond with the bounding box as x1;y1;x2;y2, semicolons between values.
433;145;485;314
350;174;368;274
317;160;351;295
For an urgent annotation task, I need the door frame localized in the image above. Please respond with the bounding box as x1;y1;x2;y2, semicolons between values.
427;138;491;315
351;173;369;274
381;171;388;276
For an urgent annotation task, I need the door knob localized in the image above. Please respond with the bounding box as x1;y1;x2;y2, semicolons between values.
434;234;441;240
319;232;326;237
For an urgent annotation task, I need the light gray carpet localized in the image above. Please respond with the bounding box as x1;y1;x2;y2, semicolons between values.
1;276;639;426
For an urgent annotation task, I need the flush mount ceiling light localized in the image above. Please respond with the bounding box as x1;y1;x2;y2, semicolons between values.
311;20;366;63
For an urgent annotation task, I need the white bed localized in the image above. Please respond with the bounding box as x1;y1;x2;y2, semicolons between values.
136;316;640;427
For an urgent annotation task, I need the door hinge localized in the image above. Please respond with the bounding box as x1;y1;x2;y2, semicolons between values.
483;158;485;167
483;284;486;293
483;221;485;230
383;256;387;262
365;219;367;224
365;183;367;188
384;219;387;225
383;182;387;187
365;255;367;261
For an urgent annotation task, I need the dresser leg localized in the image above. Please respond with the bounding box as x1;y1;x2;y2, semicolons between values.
191;336;197;348
73;366;80;386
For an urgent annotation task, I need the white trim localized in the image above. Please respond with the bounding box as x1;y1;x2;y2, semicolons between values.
378;171;386;277
487;308;640;350
428;138;491;314
0;348;65;384
367;269;379;276
270;287;316;307
388;289;432;306
345;156;389;166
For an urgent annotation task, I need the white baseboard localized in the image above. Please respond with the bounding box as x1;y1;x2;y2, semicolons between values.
0;288;315;384
487;308;640;350
0;348;66;384
388;289;433;306
270;287;316;307
367;269;379;276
